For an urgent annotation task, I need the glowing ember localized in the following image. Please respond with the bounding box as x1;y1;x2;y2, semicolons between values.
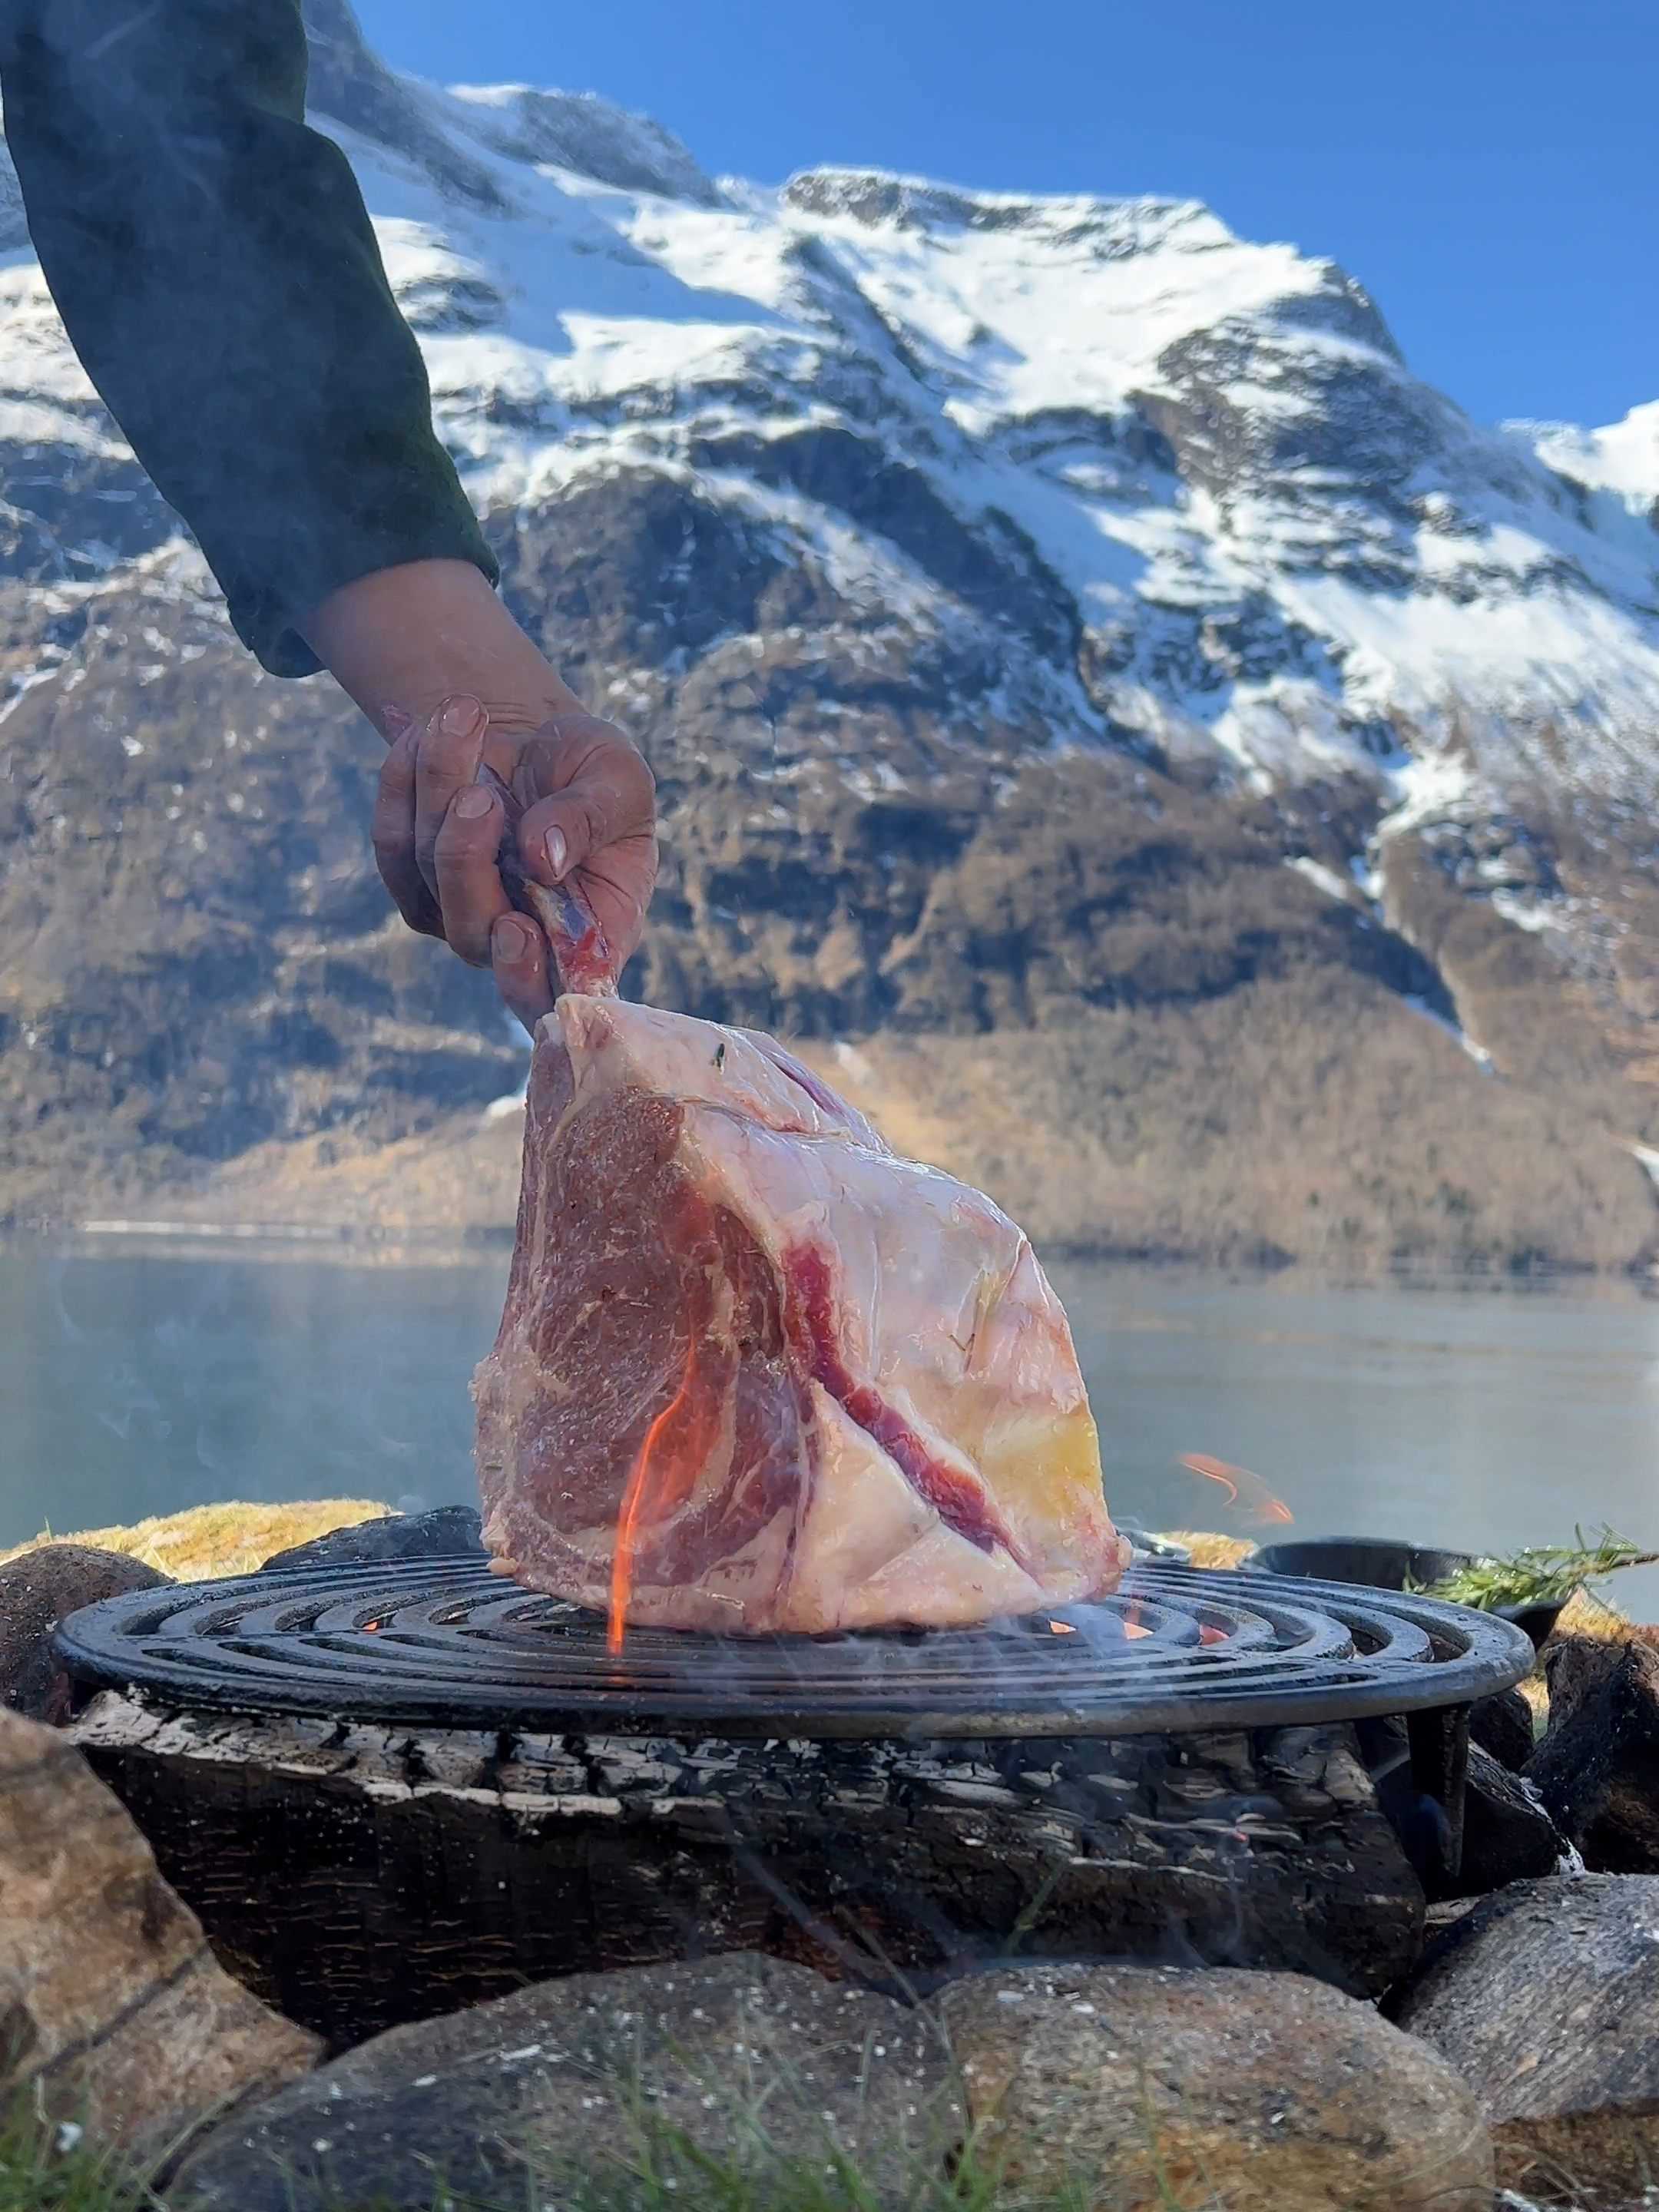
1198;1623;1227;1646
1124;1619;1153;1640
1048;1619;1078;1634
362;1620;382;1634
1179;1451;1294;1526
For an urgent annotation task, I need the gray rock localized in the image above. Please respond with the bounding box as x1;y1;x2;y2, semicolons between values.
1470;1685;1538;1773
300;0;505;212
167;1953;958;2212
0;1706;320;2158
938;1961;1494;2211
1461;1740;1570;1894
258;1505;484;1575
1525;1636;1659;1871
0;1545;171;1724
1393;1873;1659;2207
451;84;723;206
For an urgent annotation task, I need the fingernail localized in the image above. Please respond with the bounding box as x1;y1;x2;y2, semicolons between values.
452;785;495;820
545;828;568;879
439;694;486;740
492;915;534;963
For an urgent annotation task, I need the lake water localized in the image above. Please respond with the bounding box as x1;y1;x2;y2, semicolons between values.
5;1243;1659;1617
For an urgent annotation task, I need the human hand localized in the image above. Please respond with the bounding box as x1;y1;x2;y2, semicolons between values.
302;560;657;1031
373;693;657;1031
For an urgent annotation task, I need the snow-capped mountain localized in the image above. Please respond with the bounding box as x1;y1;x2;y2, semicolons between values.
316;5;1658;822
0;0;1654;1269
394;136;1659;816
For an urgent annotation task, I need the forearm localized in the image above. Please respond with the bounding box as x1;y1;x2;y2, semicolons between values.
301;561;586;740
0;0;495;676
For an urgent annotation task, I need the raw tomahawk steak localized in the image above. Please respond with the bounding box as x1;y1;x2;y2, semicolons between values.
474;997;1128;1634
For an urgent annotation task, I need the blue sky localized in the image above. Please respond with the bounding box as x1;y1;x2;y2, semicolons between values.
355;0;1655;433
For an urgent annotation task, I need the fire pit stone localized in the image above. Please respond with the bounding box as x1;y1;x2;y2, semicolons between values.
168;1952;956;2212
0;1545;171;1726
1525;1632;1659;1872
943;1960;1495;2211
1392;1872;1659;2204
0;1704;321;2159
256;1504;486;1575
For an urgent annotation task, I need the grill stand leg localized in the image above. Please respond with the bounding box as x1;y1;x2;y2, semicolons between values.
1356;1704;1470;1900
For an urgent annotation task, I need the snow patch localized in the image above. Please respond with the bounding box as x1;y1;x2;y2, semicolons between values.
1489;887;1561;935
1402;994;1494;1071
1285;856;1354;905
1530;400;1659;517
1379;748;1480;839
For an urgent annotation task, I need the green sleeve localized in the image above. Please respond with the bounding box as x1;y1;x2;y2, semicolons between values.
0;0;498;675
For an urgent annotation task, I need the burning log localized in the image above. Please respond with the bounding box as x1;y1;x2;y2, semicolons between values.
70;1692;1424;2049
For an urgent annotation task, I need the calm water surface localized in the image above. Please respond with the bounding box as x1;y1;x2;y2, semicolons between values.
5;1244;1659;1614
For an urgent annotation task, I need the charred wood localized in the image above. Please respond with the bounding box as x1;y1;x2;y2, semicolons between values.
71;1694;1422;2048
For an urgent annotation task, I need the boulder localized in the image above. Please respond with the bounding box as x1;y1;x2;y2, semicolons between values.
937;1962;1493;2212
167;1952;958;2212
0;1706;321;2157
1469;1684;1537;1773
257;1505;485;1574
1460;1741;1569;1894
0;1545;171;1725
1525;1635;1659;1870
1393;1873;1659;2206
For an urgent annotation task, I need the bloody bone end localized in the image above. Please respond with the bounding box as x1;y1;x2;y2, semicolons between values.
475;760;617;998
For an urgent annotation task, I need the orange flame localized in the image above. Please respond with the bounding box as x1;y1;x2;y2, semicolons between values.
608;1337;715;1654
1179;1452;1293;1527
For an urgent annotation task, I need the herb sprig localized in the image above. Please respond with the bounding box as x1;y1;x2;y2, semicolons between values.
1422;1525;1659;1611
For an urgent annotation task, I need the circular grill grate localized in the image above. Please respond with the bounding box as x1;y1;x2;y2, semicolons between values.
55;1559;1534;1738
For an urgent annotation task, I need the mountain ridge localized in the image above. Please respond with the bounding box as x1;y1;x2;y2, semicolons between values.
0;0;1655;1272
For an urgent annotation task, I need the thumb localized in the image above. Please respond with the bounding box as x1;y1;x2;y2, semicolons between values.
516;720;655;889
518;790;599;889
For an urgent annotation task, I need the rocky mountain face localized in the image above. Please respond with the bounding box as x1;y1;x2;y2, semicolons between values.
1;0;1657;1269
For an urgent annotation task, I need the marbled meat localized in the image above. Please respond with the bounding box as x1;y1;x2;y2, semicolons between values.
474;996;1128;1635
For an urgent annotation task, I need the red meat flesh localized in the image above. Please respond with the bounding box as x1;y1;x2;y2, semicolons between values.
474;997;1127;1635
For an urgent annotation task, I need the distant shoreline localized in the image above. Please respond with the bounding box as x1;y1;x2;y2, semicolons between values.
5;1223;1656;1300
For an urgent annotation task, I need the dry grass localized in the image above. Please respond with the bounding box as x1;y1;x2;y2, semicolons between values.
0;1499;390;1581
1153;1532;1255;1571
1554;1584;1643;1640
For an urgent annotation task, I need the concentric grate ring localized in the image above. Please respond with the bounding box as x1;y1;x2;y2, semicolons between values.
55;1559;1533;1738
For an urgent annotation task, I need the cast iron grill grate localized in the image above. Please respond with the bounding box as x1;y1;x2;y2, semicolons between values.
55;1559;1534;1738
